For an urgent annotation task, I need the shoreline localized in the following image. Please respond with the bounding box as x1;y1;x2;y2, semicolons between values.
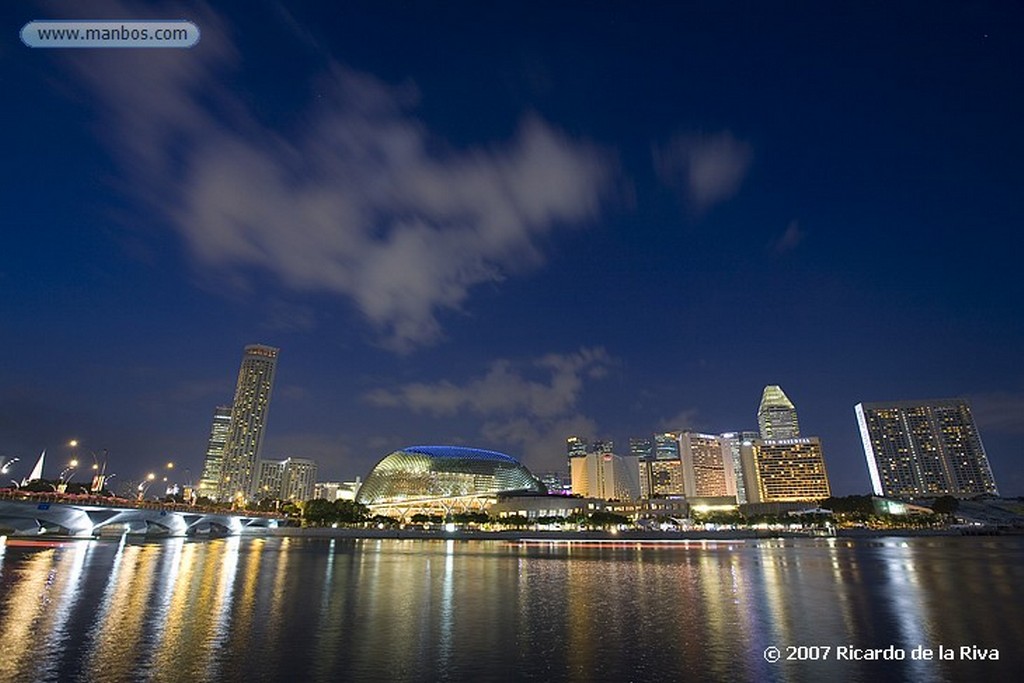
258;526;997;542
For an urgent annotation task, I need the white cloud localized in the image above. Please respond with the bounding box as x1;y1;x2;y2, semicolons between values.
653;131;752;211
365;347;610;418
365;348;611;470
658;408;702;433
773;219;805;254
60;3;612;352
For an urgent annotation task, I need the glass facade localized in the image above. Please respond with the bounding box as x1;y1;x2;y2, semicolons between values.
356;446;543;515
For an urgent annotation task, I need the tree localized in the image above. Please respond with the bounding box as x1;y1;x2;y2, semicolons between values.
334;499;368;524
588;511;630;528
931;496;960;515
303;498;337;526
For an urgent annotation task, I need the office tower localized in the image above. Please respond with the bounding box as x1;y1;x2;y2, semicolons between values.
197;405;232;501
218;344;279;503
537;471;572;495
757;385;800;440
748;437;831;503
720;431;759;503
679;432;734;498
591;439;615;455
571;451;639;500
638;433;686;499
629;437;653;460
855;399;998;499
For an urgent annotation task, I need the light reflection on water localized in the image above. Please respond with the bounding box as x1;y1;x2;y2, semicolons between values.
0;536;1021;682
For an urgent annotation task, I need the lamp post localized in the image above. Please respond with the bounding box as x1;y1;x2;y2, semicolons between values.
58;459;79;493
89;449;109;494
137;472;156;501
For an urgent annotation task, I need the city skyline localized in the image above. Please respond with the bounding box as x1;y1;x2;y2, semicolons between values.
2;2;1022;496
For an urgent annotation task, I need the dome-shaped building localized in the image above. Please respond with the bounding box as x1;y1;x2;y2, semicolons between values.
356;446;543;519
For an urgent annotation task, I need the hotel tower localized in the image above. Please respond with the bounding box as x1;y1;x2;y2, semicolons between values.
217;344;279;503
855;398;998;499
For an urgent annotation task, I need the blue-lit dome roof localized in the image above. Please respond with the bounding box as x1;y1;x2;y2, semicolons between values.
402;445;521;464
356;445;542;505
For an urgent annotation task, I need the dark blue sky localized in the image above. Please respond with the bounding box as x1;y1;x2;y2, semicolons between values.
2;1;1022;496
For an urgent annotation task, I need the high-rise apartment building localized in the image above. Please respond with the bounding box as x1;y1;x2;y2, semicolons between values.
217;344;279;503
747;437;831;503
757;385;800;440
855;399;998;499
197;405;231;501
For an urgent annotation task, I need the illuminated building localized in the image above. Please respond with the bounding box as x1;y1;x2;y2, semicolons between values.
197;405;231;501
637;433;685;499
566;436;589;459
217;344;279;503
855;399;998;499
256;459;285;500
680;432;734;498
720;431;759;503
571;450;640;500
314;478;363;501
757;385;800;440
748;437;831;503
257;457;318;502
537;471;572;495
356;446;543;519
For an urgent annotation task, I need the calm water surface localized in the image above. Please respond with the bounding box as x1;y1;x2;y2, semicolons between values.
0;534;1021;682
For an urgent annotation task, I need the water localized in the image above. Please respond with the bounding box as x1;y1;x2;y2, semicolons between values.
0;534;1021;682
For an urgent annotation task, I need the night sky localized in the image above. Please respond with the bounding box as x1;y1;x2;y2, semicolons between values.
3;1;1022;496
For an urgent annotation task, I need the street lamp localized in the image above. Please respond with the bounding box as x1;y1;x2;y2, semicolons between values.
58;459;79;493
137;472;156;501
89;449;109;494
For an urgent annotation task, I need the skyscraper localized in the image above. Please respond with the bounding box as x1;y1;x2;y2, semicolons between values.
257;456;319;502
720;431;759;503
757;385;800;440
218;344;279;503
679;432;733;498
197;405;232;501
570;451;639;501
638;433;685;499
855;399;998;499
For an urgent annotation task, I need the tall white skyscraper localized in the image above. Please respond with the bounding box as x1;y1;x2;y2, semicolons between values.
855;399;998;499
757;385;800;440
218;344;279;503
197;405;232;501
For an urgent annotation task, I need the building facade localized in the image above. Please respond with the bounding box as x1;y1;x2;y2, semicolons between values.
217;344;279;503
855;399;999;499
571;451;640;501
748;437;831;503
757;385;801;440
197;405;231;501
638;432;686;499
720;431;759;504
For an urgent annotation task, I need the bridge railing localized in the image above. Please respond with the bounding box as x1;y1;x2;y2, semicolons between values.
0;488;287;519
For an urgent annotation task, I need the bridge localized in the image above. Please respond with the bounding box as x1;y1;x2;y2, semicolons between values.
0;493;287;538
